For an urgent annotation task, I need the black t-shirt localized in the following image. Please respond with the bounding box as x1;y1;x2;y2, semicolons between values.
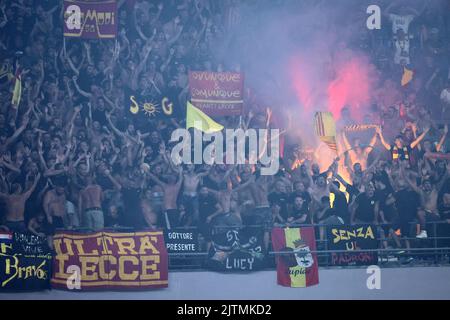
331;191;349;223
289;191;311;207
269;191;289;220
96;174;114;191
105;208;125;228
92;108;107;125
290;205;310;224
375;188;396;222
345;184;360;204
394;189;420;222
354;193;376;222
320;208;338;222
121;187;142;228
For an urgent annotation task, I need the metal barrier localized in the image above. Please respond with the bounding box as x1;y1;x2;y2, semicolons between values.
54;220;450;270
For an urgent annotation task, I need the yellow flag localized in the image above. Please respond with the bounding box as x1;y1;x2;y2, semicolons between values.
401;67;413;86
314;111;337;152
186;101;224;133
11;73;22;109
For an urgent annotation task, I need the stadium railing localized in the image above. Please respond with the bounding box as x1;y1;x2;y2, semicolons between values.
53;220;450;270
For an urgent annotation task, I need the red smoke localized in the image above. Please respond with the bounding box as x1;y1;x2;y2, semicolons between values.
290;54;375;122
327;57;372;121
290;56;316;113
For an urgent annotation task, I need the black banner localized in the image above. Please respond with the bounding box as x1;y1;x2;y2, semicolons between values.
164;229;198;253
0;232;52;291
207;227;266;272
327;225;378;266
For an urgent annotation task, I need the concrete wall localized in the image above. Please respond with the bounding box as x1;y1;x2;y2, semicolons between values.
1;266;450;300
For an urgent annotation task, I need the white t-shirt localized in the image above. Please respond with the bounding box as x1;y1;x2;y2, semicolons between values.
389;14;415;34
394;37;411;65
440;88;450;105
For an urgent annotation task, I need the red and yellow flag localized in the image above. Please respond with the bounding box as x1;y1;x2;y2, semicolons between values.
271;227;319;287
314;111;337;152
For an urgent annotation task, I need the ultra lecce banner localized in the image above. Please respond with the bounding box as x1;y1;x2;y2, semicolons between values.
271;227;319;288
63;0;117;39
0;232;52;291
189;71;244;116
51;231;168;290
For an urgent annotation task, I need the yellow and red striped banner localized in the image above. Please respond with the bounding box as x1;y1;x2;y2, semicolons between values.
314;112;337;152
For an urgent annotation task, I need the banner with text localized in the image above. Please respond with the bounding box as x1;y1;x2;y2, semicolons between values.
63;0;117;39
127;91;176;119
271;227;319;287
164;229;198;253
189;71;244;116
327;225;378;266
207;227;265;272
51;231;168;290
0;232;52;291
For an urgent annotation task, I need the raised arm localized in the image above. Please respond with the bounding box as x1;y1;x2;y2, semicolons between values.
66;53;81;76
376;126;391;150
105;112;125;139
175;166;184;190
22;173;41;200
233;174;256;192
436;125;448;152
365;131;378;153
130;43;153;90
72;76;92;98
42;191;53;224
4;111;30;149
399;163;421;194
410;126;430;149
146;171;165;188
0;156;20;174
107;171;122;191
342;130;352;151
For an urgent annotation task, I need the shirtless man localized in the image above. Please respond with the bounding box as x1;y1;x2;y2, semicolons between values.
246;165;274;249
0;173;40;232
402;164;449;238
342;130;377;171
140;189;158;229
147;167;183;229
182;164;209;223
43;183;67;230
309;175;331;214
78;175;104;230
206;169;255;232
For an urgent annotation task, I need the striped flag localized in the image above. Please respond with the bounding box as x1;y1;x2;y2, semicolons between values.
0;232;13;241
271;227;319;287
314;111;337;152
343;124;378;131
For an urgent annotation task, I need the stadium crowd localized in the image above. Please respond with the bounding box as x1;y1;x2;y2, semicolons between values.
0;0;450;257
